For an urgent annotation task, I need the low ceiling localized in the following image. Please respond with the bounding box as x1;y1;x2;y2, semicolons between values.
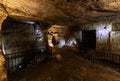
0;0;120;26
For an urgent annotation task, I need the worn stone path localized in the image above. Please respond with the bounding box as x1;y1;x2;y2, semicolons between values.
9;47;120;81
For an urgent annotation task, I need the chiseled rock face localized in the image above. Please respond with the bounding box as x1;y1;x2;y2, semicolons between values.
0;4;7;30
0;0;120;25
0;52;7;81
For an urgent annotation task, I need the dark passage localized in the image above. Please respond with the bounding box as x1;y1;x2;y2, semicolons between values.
82;30;96;49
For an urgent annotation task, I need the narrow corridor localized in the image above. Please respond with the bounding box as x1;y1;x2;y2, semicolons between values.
9;46;120;81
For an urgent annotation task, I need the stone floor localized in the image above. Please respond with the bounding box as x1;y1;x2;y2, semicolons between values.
9;46;120;81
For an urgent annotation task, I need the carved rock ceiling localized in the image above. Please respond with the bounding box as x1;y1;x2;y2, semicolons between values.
0;0;120;26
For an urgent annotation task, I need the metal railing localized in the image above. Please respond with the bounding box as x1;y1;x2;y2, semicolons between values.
79;50;120;72
5;48;52;75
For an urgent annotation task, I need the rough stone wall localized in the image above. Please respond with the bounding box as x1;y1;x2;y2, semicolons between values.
0;3;7;81
1;18;50;79
3;21;33;54
78;22;112;51
77;22;120;55
111;22;120;54
0;3;7;30
47;25;69;47
0;52;7;81
0;3;7;49
2;18;48;55
0;0;120;25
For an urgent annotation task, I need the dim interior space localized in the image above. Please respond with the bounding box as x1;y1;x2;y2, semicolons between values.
0;0;120;81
